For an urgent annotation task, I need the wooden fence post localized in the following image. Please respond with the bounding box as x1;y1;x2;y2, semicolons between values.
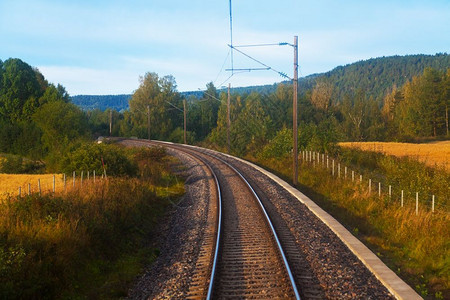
379;182;381;197
28;183;31;195
416;192;419;215
401;190;404;207
73;171;76;188
432;195;435;213
368;179;371;194
38;179;41;196
332;160;335;176
18;187;21;197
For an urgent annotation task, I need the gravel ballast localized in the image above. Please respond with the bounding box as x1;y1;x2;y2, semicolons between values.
127;148;213;299
127;142;404;299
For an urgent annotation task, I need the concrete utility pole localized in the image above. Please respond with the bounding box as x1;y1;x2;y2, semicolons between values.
147;105;151;140
227;83;231;153
183;99;187;144
293;35;298;186
109;110;112;136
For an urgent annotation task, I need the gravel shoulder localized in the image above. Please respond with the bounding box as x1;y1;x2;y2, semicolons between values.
127;148;212;299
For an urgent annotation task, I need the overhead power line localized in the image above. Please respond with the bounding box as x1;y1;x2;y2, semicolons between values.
213;49;231;85
218;73;235;88
229;0;234;75
165;100;183;112
226;44;291;80
233;42;290;48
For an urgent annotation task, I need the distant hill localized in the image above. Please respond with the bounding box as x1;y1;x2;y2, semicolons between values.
71;53;449;110
70;94;131;111
322;53;449;102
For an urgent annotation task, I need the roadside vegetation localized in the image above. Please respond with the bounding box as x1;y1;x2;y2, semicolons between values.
0;145;184;299
250;143;449;299
1;55;448;299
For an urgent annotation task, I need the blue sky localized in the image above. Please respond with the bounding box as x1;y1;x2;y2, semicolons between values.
1;0;449;95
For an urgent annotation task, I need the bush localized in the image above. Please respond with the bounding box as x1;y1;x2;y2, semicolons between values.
168;127;196;144
0;154;45;174
61;143;137;176
258;127;293;159
132;146;175;185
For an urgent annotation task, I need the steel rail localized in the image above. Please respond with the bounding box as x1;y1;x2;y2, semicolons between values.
133;140;300;299
197;148;301;300
128;139;223;298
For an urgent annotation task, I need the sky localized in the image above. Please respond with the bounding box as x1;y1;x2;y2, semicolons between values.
1;0;449;96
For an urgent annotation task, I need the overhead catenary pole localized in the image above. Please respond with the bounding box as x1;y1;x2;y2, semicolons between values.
293;36;298;186
147;105;151;140
183;99;187;144
227;83;231;153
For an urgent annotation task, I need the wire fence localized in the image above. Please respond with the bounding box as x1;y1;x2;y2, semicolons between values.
10;170;107;199
300;150;448;214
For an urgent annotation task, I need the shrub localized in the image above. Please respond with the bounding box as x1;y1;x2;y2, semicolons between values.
0;154;44;174
61;143;137;176
258;127;292;159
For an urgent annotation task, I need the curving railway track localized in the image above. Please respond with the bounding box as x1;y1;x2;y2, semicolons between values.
163;143;300;299
123;139;419;300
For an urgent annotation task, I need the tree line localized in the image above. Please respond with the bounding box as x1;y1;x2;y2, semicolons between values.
0;57;448;172
0;58;88;167
70;54;450;112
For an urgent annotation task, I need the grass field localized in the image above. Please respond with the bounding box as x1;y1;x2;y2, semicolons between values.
0;146;185;299
339;141;450;171
0;174;64;199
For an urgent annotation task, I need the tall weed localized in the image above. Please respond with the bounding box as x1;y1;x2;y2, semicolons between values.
0;176;181;299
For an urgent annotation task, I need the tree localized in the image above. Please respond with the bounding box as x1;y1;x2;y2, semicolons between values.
444;69;450;136
33;101;88;155
311;77;333;112
265;83;292;130
340;94;366;141
394;68;446;138
230;93;271;155
128;72;183;140
0;58;46;122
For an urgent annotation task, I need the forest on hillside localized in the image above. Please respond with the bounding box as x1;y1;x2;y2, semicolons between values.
0;56;449;172
70;54;450;112
71;94;131;111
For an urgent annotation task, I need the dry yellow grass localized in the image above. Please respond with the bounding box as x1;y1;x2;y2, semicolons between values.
339;141;450;171
0;174;65;199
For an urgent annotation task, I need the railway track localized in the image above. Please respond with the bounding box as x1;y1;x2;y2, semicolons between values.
123;139;408;299
163;143;301;299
